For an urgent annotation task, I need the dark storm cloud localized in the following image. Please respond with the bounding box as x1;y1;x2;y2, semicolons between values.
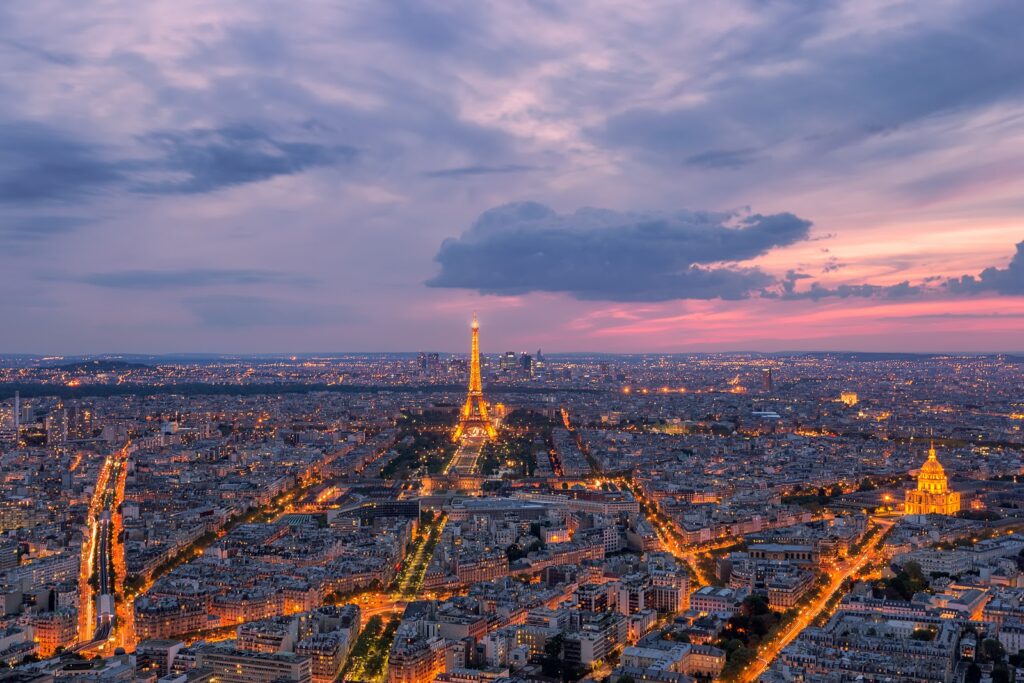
0;122;124;203
598;2;1024;165
136;125;356;195
427;202;811;301
946;241;1024;295
183;295;346;328
70;269;314;290
423;164;539;178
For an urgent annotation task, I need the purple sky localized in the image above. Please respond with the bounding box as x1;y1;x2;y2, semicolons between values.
1;1;1023;354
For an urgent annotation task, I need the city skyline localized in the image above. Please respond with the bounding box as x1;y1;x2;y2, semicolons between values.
2;338;1021;682
2;2;1023;674
2;1;1023;353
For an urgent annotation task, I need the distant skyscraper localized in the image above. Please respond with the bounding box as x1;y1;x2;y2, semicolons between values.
762;368;774;393
519;353;533;375
45;404;68;445
500;351;518;372
418;352;440;376
67;404;93;440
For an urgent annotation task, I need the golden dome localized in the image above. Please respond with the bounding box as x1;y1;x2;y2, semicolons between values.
906;442;960;515
919;444;944;475
916;443;948;494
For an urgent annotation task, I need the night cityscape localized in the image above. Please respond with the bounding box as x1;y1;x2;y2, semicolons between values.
2;2;1024;683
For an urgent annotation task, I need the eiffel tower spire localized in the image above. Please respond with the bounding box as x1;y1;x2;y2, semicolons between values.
453;313;497;441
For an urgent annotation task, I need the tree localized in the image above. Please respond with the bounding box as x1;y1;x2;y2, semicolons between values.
664;630;690;643
544;634;564;658
903;560;925;584
983;637;1007;663
741;594;771;617
542;634;564;677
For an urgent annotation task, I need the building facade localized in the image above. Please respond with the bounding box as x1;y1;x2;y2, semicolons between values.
905;444;961;516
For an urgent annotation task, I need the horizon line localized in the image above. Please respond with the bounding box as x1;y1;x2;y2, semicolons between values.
2;349;1022;358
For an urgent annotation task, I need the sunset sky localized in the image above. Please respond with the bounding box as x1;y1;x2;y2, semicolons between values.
1;0;1022;353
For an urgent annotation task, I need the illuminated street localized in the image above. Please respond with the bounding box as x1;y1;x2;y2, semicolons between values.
76;443;131;653
1;2;1022;680
737;518;895;682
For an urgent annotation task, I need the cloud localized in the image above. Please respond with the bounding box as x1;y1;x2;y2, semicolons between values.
770;265;922;301
895;312;1024;321
355;0;478;54
428;202;811;301
70;268;314;290
597;2;1024;167
946;241;1024;295
778;280;922;301
183;295;347;328
2;0;1024;352
0;122;124;203
0;37;78;66
0;216;88;243
821;257;844;273
136;125;356;195
767;242;1024;301
0;122;356;205
423;164;539;178
685;148;760;169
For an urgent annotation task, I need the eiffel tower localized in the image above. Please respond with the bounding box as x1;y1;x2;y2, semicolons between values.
453;313;498;442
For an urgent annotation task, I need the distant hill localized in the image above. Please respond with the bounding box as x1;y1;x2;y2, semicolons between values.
53;359;150;372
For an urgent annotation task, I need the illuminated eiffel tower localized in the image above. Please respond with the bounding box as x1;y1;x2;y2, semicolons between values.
453;313;498;442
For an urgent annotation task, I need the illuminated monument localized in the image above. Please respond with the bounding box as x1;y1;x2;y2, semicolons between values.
453;314;498;442
905;443;961;515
